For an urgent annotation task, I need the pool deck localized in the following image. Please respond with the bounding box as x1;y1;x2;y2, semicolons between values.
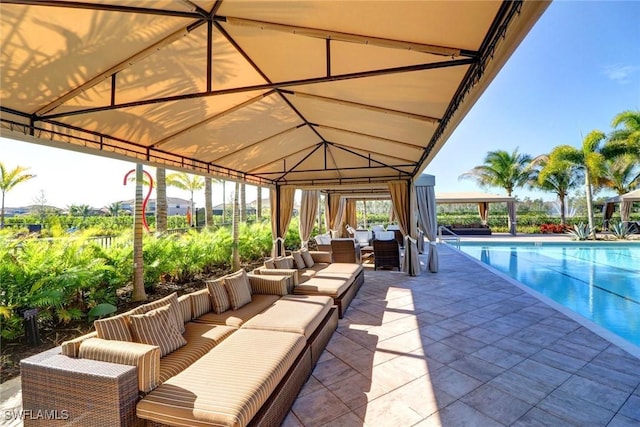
2;242;639;426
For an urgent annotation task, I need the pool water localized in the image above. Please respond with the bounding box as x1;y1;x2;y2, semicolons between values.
457;242;640;347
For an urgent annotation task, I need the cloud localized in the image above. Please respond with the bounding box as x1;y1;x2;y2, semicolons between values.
602;64;639;84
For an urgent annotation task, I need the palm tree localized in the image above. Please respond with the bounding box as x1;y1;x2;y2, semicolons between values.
166;172;204;227
132;164;147;302
231;182;241;270
0;162;36;228
459;148;533;197
156;168;168;232
204;177;212;226
609;110;640;156
107;202;123;217
529;155;581;225
256;186;262;221
240;183;246;222
546;130;632;237
601;155;640;195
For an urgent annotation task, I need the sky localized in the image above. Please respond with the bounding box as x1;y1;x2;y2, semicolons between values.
2;1;640;210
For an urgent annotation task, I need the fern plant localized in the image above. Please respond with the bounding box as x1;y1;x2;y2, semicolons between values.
567;222;593;241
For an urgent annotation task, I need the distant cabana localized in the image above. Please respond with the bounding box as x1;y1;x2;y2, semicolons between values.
436;192;518;235
602;189;640;227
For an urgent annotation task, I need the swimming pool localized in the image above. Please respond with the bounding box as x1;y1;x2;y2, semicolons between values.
456;242;640;348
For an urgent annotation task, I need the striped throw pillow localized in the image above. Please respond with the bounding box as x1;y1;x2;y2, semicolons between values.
190;289;212;319
264;258;276;269
129;305;186;357
140;292;185;334
224;269;252;310
94;314;133;342
274;257;290;269
207;278;230;314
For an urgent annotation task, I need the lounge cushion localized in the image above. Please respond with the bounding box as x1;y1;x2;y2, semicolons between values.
300;249;314;268
242;295;333;339
224;270;252;310
177;295;192;323
315;263;363;276
294;277;351;299
191;289;212;319
137;329;306;427
291;251;306;269
194;294;280;328
130;305;187;357
159;322;235;383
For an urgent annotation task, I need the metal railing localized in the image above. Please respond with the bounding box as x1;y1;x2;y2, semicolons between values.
437;225;460;249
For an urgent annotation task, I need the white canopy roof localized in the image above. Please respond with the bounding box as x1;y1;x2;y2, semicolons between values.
605;189;640;203
0;1;549;190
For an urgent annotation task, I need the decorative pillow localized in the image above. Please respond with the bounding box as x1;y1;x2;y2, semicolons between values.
300;249;315;268
292;251;306;269
129;305;186;357
177;295;192;323
274;257;290;269
140;292;185;334
264;258;276;269
223;269;252;310
207;278;231;314
190;289;212;319
94;314;133;342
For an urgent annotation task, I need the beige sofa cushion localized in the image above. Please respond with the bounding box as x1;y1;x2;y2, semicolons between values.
194;294;280;328
137;329;306;427
130;305;187;357
294;277;351;298
159;322;235;384
316;263;363;276
242;295;333;339
190;289;212;319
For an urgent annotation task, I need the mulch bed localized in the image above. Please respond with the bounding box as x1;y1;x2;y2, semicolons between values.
1;262;262;384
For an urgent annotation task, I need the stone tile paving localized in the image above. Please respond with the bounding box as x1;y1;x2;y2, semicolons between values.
285;244;640;426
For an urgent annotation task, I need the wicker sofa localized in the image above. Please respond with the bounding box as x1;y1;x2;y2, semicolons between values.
21;271;338;427
252;250;364;318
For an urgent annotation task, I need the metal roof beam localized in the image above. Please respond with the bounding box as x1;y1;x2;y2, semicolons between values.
40;58;476;120
220;16;477;58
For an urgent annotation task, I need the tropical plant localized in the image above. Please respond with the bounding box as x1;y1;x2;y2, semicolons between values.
609;221;632;240
0;162;35;228
609;110;640;157
106;202;123;217
601;155;640;195
459;148;533;196
167;172;204;226
545;130;633;238
529;155;582;225
568;222;593;241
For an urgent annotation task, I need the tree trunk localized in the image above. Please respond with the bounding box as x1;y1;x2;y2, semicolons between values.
1;191;5;229
132;164;147;302
559;193;566;226
155;168;167;233
190;191;195;227
222;181;226;225
585;169;596;239
256;186;262;221
240;183;246;222
231;182;241;270
205;177;213;226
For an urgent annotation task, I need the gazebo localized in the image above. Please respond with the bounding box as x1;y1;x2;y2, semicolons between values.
602;189;640;227
0;1;549;272
436;191;518;235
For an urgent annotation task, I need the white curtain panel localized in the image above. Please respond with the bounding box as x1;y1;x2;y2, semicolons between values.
416;185;439;273
299;190;319;248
